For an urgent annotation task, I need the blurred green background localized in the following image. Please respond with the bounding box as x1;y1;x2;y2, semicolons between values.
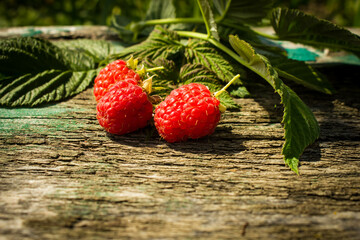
0;0;359;27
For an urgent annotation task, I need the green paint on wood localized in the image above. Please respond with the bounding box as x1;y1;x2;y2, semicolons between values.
0;104;79;118
0;104;90;135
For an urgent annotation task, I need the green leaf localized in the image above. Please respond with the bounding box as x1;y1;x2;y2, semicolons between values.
180;63;219;87
53;39;117;65
0;37;70;75
141;58;179;97
269;56;335;94
143;0;178;36
281;85;319;174
112;0;177;43
213;0;275;25
179;63;238;109
111;26;185;62
229;35;320;173
0;69;98;107
277;84;320;173
145;0;176;20
230;86;251;98
271;8;360;55
0;37;101;107
111;15;135;43
197;0;220;41
185;39;247;84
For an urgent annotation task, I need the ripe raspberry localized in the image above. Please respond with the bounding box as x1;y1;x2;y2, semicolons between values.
154;83;221;142
94;59;140;102
96;79;153;135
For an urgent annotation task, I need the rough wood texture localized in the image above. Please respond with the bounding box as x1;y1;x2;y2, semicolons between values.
1;39;360;239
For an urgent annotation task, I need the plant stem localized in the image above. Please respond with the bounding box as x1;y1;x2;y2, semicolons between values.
250;28;280;40
146;66;165;72
141;18;204;26
176;31;209;40
197;0;212;38
214;74;240;98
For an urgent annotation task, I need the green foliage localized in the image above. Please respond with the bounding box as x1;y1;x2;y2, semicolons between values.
229;86;250;98
111;26;185;62
0;37;73;75
270;57;335;94
272;8;360;55
0;38;114;107
198;0;220;40
145;0;176;20
53;39;117;65
213;0;275;25
229;35;320;174
281;85;320;174
185;39;246;84
275;0;360;27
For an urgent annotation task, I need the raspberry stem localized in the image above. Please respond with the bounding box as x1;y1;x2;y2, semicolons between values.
214;74;240;98
146;66;165;72
136;65;164;77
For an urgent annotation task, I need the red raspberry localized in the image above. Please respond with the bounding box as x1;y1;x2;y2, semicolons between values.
94;60;140;102
154;83;221;142
96;79;153;135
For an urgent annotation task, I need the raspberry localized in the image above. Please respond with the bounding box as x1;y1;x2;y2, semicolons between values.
154;83;221;142
96;79;153;135
94;59;140;102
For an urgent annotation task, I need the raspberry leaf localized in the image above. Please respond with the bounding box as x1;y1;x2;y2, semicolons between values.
111;26;184;62
229;86;251;98
112;0;177;42
145;0;176;21
197;0;220;41
53;39;119;65
185;39;246;84
271;8;360;56
0;37;70;75
269;56;335;94
0;70;98;107
281;85;320;174
213;0;274;25
0;37;103;107
229;35;320;173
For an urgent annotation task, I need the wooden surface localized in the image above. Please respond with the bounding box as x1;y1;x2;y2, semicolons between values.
1;32;360;239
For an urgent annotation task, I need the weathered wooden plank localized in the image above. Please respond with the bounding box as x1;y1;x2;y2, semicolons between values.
0;40;359;240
